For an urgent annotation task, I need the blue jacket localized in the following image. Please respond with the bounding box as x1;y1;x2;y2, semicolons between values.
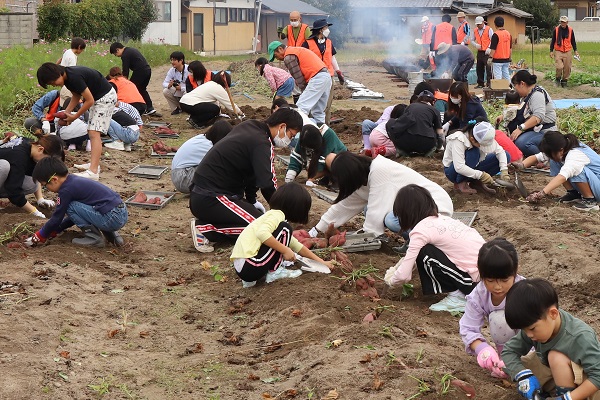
449;97;488;129
31;90;60;120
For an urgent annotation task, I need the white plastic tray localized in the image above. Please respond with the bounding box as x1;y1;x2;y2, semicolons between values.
341;231;382;253
451;211;477;227
125;191;175;210
128;165;169;179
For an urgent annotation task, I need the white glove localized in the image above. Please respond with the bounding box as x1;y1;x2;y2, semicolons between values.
305;180;317;187
461;41;467;46
284;170;297;183
429;51;436;59
485;48;491;55
308;227;319;238
384;259;402;287
37;198;55;208
473;42;481;50
41;120;51;134
238;113;246;120
30;208;46;218
253;201;266;213
442;122;451;135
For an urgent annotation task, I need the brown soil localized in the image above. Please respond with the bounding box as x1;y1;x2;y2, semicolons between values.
2;61;600;400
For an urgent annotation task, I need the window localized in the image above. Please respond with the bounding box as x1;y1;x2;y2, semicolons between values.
155;1;172;22
229;8;238;22
248;9;255;22
181;16;187;33
215;8;227;24
240;8;247;21
559;8;576;21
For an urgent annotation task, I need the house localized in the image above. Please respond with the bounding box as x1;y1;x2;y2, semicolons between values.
258;0;328;52
143;1;182;47
553;0;598;20
481;4;533;45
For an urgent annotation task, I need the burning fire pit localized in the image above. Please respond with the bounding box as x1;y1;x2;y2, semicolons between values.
382;56;422;82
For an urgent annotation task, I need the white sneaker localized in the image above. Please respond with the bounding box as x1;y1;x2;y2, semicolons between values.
190;218;214;253
104;140;125;151
74;169;99;181
68;144;77;151
242;280;257;288
86;140;92;152
74;163;101;173
429;293;467;313
123;143;132;152
265;266;302;283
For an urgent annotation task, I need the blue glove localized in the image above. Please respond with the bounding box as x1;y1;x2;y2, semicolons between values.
516;369;541;399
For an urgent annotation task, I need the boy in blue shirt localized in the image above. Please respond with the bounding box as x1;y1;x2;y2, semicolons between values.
24;157;127;248
502;278;600;400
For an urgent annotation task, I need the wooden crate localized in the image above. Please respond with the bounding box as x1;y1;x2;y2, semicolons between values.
483;88;510;101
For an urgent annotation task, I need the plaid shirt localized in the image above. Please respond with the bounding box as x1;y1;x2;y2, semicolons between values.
283;55;307;91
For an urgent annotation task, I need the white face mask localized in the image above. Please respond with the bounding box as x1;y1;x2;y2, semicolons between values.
322;28;330;38
290;20;300;28
450;97;461;105
273;127;291;148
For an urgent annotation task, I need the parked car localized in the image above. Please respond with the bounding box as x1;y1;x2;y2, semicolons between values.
582;16;600;21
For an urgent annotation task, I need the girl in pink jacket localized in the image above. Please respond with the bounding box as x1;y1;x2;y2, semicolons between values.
255;57;295;100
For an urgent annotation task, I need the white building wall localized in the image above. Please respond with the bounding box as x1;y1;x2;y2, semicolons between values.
143;1;181;45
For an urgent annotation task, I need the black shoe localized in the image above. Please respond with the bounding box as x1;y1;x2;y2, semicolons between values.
560;80;568;88
171;108;182;115
101;230;124;247
187;118;202;129
72;225;105;248
557;190;581;203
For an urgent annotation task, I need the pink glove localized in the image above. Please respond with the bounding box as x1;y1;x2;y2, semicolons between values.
476;343;508;378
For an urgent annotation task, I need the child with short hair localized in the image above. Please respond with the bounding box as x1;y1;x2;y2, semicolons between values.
25;157;127;248
383;184;485;313
58;37;86;67
231;182;333;288
255;57;294;100
502;278;600;400
108;66;146;115
459;238;525;379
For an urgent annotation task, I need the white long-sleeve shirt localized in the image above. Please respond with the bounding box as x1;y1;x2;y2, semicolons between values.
316;156;453;236
535;148;589;179
442;131;508;180
162;64;189;97
179;81;241;114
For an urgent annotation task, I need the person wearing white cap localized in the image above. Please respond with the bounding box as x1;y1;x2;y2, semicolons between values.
420;16;433;61
550;16;579;87
456;12;471;45
434;42;475;82
442;119;509;194
471;16;493;88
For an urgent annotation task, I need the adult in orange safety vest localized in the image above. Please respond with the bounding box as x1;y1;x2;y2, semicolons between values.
456;12;471;45
471;16;493;88
429;14;457;59
550;15;579;87
278;11;312;47
489;16;512;82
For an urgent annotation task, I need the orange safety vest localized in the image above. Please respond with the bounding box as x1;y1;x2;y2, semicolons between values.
287;24;309;47
433;22;454;50
422;23;433;45
434;91;448;102
457;20;470;45
45;95;60;121
554;26;573;52
109;77;145;105
307;39;334;76
190;70;213;89
284;46;327;83
492;29;512;60
474;25;491;51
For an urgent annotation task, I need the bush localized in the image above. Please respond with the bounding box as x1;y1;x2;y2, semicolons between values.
119;0;159;41
37;0;70;42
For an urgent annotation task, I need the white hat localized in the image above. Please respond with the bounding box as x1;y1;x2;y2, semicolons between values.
472;121;496;153
421;16;429;23
457;12;466;18
437;42;451;55
559;15;568;22
475;16;484;24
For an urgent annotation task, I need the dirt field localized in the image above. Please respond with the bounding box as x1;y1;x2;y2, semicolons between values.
2;60;600;400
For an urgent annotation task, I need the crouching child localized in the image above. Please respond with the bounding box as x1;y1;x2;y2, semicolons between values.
502;278;600;400
25;157;127;248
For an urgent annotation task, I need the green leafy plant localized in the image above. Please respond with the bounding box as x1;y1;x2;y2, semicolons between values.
439;373;456;395
0;222;34;245
378;325;394;339
406;375;431;400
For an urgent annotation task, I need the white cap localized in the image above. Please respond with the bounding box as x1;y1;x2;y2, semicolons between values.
421;16;429;23
559;15;568;22
475;16;484;24
472;121;496;153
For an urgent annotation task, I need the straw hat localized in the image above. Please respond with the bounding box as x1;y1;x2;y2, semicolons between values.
437;42;451;55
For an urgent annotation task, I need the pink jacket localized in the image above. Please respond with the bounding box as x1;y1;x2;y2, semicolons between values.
262;64;292;93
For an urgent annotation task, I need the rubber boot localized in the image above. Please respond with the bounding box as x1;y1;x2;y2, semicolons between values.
72;225;105;248
292;94;300;104
554;79;560;87
560;79;568;88
101;230;124;247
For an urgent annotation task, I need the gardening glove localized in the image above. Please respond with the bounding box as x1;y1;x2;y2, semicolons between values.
516;369;541;399
479;172;494;185
429;51;436;59
285;170;297;183
546;394;573;400
24;231;46;247
500;169;510;181
473;42;482;50
336;70;345;84
308;227;319;238
305;180;317;187
41;120;51;134
37;198;55;208
384;258;402;287
485;48;491;55
29;207;46;219
442;122;451;135
509;161;525;172
526;190;546;203
475;343;507;378
253;201;266;213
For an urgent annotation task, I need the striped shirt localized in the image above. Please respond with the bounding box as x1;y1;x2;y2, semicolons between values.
116;101;143;126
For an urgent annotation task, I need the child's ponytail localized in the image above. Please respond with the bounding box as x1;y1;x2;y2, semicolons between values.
32;133;66;161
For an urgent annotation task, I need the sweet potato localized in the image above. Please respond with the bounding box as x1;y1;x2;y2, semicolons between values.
330;250;353;269
293;230;311;241
314;238;328;248
325;223;340;240
168;146;179;152
450;379;476;398
148;197;162;204
299;238;314;249
132;191;147;203
328;231;346;247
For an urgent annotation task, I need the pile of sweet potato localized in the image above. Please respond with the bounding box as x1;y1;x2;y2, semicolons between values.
132;191;163;205
152;140;179;155
292;223;353;270
153;126;179;136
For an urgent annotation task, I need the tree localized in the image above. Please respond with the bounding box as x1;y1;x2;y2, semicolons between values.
119;0;159;41
302;0;350;47
513;0;559;38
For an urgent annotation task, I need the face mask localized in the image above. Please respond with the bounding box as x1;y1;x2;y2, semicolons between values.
322;28;330;38
290;21;300;28
450;97;461;105
273;127;291;148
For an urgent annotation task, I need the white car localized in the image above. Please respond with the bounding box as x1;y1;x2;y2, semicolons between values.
582;16;600;21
